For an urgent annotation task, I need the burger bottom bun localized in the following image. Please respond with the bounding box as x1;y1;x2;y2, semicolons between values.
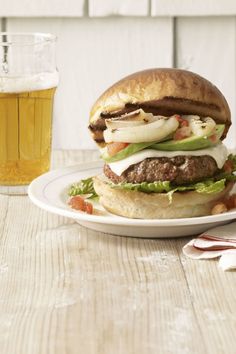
93;175;234;219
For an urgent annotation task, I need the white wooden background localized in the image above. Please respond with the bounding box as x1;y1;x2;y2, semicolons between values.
0;0;236;150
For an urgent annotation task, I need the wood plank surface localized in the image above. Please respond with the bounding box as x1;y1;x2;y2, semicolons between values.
0;150;235;354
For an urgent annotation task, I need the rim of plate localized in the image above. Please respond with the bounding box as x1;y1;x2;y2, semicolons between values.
28;161;236;227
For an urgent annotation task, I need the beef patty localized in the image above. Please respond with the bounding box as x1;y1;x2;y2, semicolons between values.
104;156;218;185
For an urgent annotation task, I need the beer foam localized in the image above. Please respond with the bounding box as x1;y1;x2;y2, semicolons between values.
0;71;59;93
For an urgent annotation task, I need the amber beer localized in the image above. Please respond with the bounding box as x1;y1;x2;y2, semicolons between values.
0;79;57;185
0;32;58;193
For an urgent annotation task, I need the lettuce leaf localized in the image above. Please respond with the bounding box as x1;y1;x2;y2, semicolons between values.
111;180;172;193
110;178;227;195
68;177;98;199
179;179;226;194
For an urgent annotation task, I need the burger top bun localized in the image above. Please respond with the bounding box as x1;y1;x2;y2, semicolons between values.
89;68;231;146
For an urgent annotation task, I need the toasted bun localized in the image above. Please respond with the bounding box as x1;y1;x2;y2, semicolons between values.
89;68;231;146
93;175;234;219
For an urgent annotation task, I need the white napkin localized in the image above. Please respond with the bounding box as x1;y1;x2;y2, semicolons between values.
183;221;236;271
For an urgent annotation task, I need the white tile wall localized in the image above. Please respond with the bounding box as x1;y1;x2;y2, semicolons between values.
151;0;236;16
1;0;236;18
7;17;173;149
0;0;85;17
89;0;149;17
177;16;236;149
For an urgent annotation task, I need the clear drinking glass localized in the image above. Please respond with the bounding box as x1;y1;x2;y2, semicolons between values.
0;33;59;194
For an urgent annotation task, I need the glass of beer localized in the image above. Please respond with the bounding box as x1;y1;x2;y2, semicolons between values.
0;32;58;194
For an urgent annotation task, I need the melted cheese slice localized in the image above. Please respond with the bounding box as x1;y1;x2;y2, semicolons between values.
108;143;228;176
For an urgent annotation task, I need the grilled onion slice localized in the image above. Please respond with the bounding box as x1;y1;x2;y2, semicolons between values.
104;116;179;143
184;115;216;137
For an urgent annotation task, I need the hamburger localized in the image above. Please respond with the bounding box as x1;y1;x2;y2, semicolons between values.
89;68;236;219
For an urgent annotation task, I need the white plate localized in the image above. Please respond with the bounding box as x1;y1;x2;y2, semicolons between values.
28;161;236;238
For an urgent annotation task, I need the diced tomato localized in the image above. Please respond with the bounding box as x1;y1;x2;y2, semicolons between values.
223;159;234;173
174;114;189;127
68;195;93;214
107;142;129;157
173;126;191;140
69;195;86;211
180;120;189;127
84;202;93;214
174;114;182;121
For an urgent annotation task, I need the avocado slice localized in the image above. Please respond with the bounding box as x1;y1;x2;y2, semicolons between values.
152;124;225;151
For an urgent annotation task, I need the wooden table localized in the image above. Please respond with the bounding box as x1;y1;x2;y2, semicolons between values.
0;150;235;354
